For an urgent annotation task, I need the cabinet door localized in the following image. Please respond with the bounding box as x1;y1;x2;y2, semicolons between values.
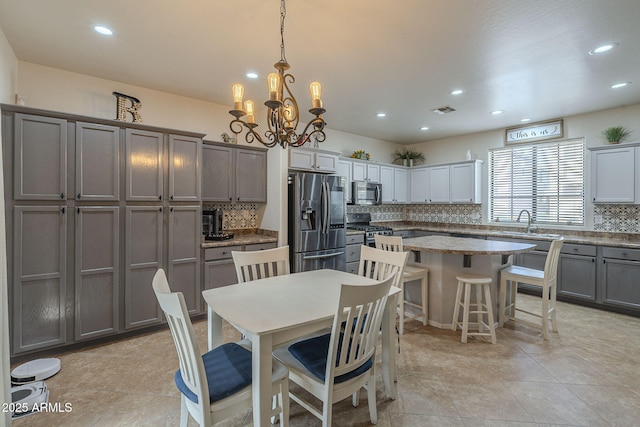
393;167;409;203
591;147;635;203
558;254;596;301
314;152;337;173
169;135;201;202
204;259;238;290
602;258;640;310
335;159;352;203
367;164;380;183
380;166;394;203
125;129;163;201
168;206;201;314
14;113;67;200
236;149;267;202
352;161;366;181
450;162;476;203
202;144;234;202
289;149;315;171
428;165;450;203
75;206;119;340
75;122;120;201
13;206;67;353
125;206;164;329
410;167;428;203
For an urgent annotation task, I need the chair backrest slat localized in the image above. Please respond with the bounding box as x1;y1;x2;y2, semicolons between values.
358;244;408;289
232;245;290;283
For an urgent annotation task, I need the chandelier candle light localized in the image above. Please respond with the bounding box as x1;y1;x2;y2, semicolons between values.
228;0;327;149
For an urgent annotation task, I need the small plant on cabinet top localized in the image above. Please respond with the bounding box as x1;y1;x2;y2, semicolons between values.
393;149;425;165
602;126;632;144
351;150;370;160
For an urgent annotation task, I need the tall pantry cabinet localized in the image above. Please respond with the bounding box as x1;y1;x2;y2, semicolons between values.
2;104;204;355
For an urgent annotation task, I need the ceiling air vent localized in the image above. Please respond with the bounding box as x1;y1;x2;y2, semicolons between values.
432;106;456;115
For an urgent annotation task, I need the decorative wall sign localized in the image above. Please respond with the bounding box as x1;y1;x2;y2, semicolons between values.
113;91;143;123
505;119;563;145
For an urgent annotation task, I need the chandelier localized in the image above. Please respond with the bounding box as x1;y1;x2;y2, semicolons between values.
228;0;326;149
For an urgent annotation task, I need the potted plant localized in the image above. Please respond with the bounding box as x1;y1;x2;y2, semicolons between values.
393;149;425;166
602;126;632;144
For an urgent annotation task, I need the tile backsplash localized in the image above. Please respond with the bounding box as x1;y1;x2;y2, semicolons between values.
346;204;482;224
203;203;258;230
593;204;640;233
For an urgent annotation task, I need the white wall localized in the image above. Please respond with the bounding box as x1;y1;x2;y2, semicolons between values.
0;24;17;427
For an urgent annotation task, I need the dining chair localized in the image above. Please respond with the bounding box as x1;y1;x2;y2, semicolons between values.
273;275;395;426
498;238;564;340
358;244;408;289
374;234;429;334
152;269;290;427
232;245;290;283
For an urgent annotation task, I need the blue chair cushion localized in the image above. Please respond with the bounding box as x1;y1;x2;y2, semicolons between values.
288;333;372;384
174;342;252;404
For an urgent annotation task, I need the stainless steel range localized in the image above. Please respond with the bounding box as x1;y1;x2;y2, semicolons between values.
346;213;393;246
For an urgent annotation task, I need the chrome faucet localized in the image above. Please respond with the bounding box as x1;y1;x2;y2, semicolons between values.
516;209;534;233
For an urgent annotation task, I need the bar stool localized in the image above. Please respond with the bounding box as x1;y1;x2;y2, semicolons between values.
374;234;429;334
451;273;496;344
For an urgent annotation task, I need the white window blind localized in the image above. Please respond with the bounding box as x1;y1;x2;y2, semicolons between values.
489;139;584;226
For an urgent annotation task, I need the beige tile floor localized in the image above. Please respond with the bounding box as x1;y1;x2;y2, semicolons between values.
11;294;640;427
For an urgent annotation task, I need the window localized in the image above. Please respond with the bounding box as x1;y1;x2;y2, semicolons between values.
489;139;584;226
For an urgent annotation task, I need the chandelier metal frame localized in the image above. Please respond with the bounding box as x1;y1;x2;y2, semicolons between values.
228;0;326;149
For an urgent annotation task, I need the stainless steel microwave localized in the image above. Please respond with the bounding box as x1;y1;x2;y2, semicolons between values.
352;181;382;205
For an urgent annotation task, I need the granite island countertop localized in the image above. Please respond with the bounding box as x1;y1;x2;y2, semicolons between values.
201;231;278;249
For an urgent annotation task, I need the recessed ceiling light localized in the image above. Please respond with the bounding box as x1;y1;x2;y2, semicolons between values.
611;82;631;89
521;118;531;122
420;126;429;131
246;72;258;79
450;89;464;95
377;112;386;118
490;110;504;115
589;43;618;55
94;25;113;36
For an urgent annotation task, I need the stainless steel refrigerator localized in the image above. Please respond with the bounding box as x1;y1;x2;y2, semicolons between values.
288;172;347;272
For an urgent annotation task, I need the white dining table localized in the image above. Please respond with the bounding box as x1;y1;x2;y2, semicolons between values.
202;268;401;427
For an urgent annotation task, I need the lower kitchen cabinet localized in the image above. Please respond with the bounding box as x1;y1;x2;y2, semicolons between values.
168;206;201;314
124;206;164;329
558;244;596;301
601;247;640;311
345;234;364;274
12;206;67;354
75;206;120;340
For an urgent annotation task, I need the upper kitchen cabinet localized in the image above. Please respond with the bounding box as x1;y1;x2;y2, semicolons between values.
335;158;353;203
410;167;429;203
13;113;67;200
450;161;482;203
125;128;164;201
380;165;409;203
409;160;482;204
352;159;380;183
427;165;450;203
202;141;267;203
168;134;202;201
590;145;636;203
289;147;339;173
75;122;120;201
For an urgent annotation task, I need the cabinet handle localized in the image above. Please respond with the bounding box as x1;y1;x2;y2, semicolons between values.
170;195;174;200
159;207;163;212
170;207;174;212
592;258;595;263
622;252;628;257
60;193;65;199
77;193;81;199
229;197;232;201
158;195;162;200
77;208;80;214
61;207;65;214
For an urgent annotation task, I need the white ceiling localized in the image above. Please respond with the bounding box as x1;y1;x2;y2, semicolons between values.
1;0;640;144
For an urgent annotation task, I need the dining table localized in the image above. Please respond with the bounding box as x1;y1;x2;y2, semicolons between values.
402;235;537;328
202;268;401;427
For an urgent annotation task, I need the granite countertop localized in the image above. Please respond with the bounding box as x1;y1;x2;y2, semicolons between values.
201;230;278;248
379;222;640;249
403;235;537;255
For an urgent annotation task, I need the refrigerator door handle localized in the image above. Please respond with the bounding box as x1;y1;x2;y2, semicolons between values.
302;251;345;260
375;185;381;204
321;181;329;234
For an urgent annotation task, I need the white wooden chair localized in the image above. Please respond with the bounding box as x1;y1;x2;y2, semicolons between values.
358;244;408;289
152;269;289;426
273;276;395;427
499;238;564;340
232;245;290;283
374;234;429;334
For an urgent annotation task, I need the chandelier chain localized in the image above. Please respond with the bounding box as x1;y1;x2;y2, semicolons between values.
280;0;287;63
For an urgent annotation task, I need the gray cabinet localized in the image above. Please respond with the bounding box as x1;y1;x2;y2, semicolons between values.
202;142;267;203
14;113;67;200
125;206;164;329
346;234;364;274
74;206;119;340
169;206;201;314
558;244;596;301
75;122;120;201
169;134;201;202
13;206;67;353
601;247;640;311
125;128;164;201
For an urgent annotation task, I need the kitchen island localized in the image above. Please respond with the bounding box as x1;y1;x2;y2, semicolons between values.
402;235;536;328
